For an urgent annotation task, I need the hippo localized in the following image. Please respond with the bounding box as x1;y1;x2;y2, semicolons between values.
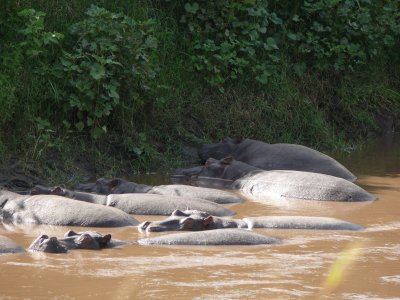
0;235;25;254
198;138;357;181
73;179;244;204
75;178;152;194
0;190;139;227
138;209;247;232
30;186;235;216
172;157;376;202
138;228;281;246
138;210;363;232
28;230;115;253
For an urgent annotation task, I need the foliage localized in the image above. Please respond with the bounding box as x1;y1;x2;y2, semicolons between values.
58;5;158;138
0;0;399;179
287;0;400;72
181;0;281;92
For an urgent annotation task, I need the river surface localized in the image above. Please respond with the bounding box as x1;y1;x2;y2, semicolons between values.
1;135;399;299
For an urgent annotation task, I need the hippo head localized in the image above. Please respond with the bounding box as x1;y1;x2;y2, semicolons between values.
28;235;68;253
138;209;216;232
31;185;68;197
75;178;151;194
64;230;112;250
198;137;242;162
28;231;112;253
171;156;255;188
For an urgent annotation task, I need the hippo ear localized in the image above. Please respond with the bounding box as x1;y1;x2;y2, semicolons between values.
203;215;214;227
181;217;195;229
65;230;78;237
51;186;65;196
101;234;112;246
221;156;233;165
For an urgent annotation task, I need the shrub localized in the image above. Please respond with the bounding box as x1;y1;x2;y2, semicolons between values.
58;5;159;138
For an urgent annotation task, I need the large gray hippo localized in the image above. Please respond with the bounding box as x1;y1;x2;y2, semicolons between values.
0;190;139;227
28;230;124;253
138;210;363;232
198;138;357;181
74;178;243;204
172;157;376;202
31;186;235;216
0;235;25;254
138;228;281;246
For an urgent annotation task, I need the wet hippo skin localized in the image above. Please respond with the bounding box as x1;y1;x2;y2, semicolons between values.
138;228;281;246
198;138;357;181
28;230;114;253
172;157;376;202
0;235;25;254
31;186;235;217
138;210;363;232
73;178;244;204
0;190;139;227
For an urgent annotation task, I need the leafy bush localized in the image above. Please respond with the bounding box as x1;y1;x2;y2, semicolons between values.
181;0;282;92
285;0;400;72
58;5;158;138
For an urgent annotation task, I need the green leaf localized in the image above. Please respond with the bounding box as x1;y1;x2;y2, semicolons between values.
184;2;199;14
89;63;106;80
270;13;282;25
266;37;279;50
145;36;158;49
293;62;306;76
75;121;84;131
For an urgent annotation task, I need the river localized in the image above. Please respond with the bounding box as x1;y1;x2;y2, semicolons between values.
1;135;399;299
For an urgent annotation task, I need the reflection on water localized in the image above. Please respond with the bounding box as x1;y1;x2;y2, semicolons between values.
1;135;400;299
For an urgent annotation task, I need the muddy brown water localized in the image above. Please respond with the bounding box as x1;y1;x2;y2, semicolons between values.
1;135;399;299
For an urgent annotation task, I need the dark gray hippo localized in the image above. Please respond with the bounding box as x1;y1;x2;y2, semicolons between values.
73;179;243;204
172;157;376;202
198;138;357;181
75;178;152;194
138;210;363;232
30;186;234;216
138;209;247;232
138;229;281;246
0;190;139;227
28;230;118;253
0;235;25;254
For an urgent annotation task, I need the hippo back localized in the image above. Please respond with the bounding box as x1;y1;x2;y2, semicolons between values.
233;170;375;202
138;228;281;245
2;195;139;227
200;138;356;181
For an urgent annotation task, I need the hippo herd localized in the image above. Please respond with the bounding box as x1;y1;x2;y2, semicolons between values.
0;138;375;253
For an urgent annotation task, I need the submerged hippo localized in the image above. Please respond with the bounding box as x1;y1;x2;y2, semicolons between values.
0;235;25;254
74;178;243;204
172;157;376;202
75;178;152;194
138;228;281;246
28;230;114;253
198;138;357;181
31;186;234;216
138;209;246;232
138;210;363;232
0;190;139;227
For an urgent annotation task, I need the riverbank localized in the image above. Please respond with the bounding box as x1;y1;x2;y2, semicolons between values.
1;1;399;186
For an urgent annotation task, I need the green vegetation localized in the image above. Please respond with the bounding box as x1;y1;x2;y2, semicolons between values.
0;0;399;183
